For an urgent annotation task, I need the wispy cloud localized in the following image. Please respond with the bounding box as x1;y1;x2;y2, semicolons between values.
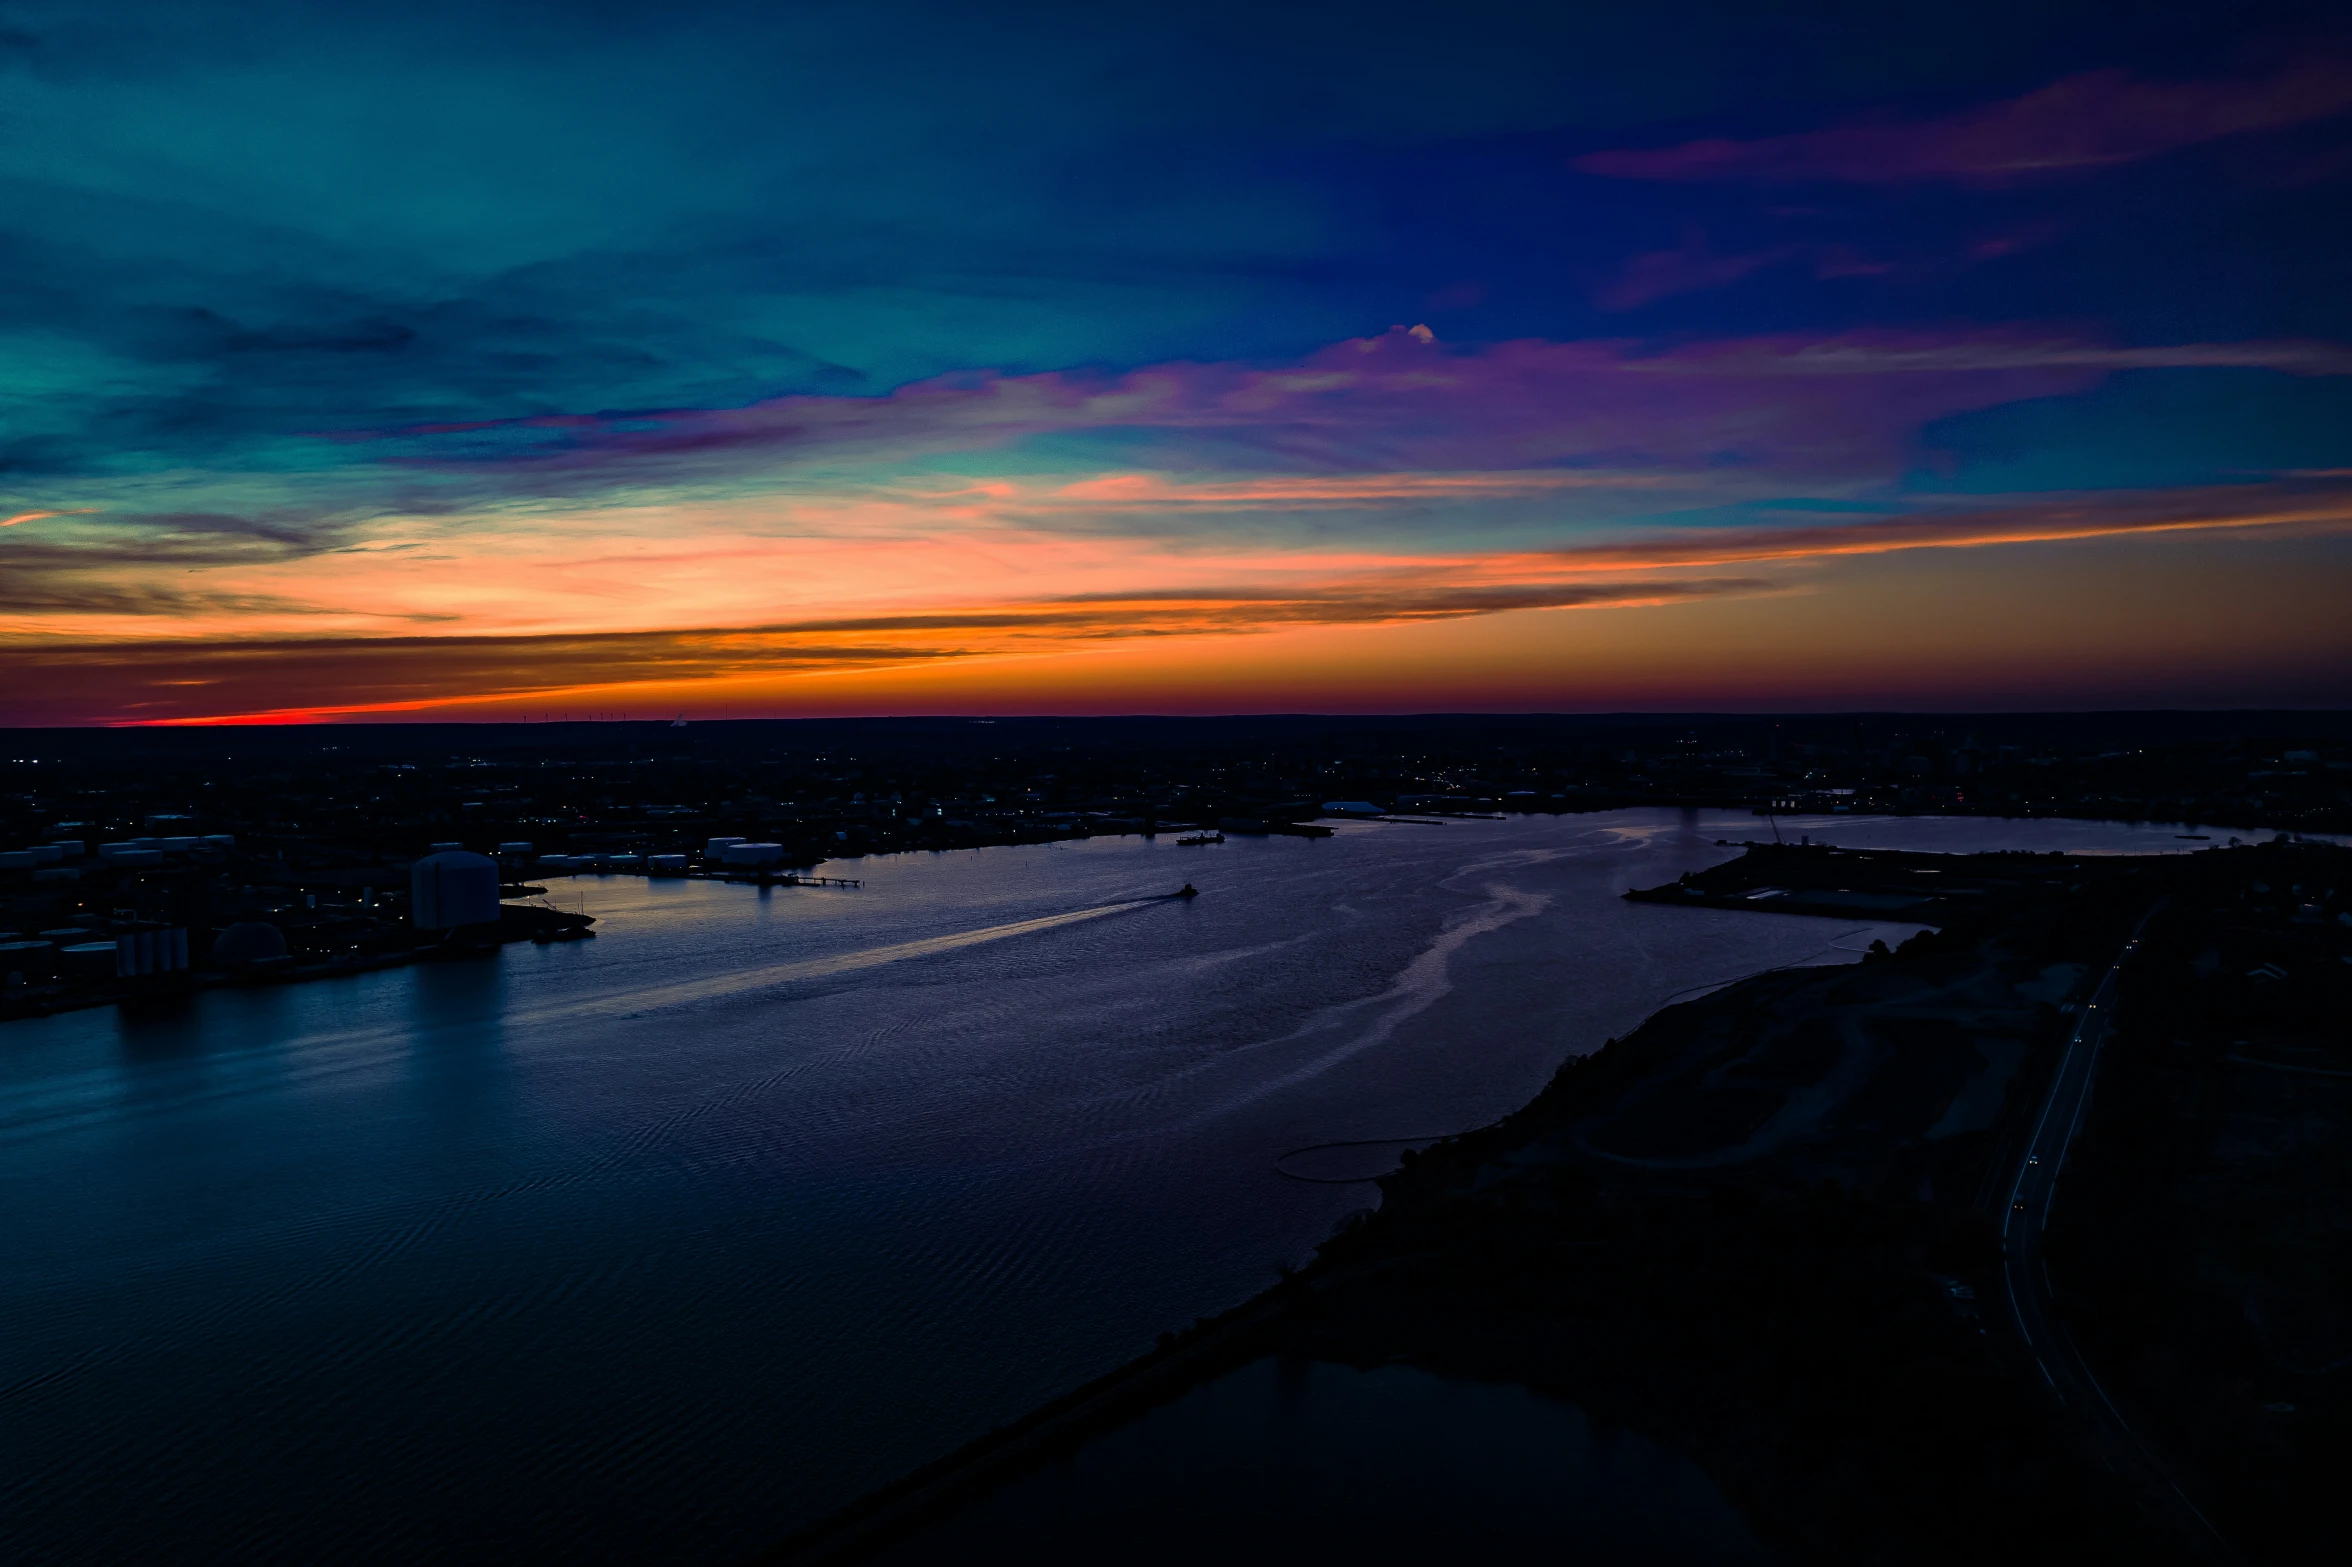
1505;477;2352;573
1593;233;1799;310
1575;60;2352;186
326;327;2352;501
8;575;1761;726
12;472;2347;725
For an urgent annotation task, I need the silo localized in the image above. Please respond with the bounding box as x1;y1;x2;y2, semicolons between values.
110;924;187;977
411;850;502;930
114;928;155;977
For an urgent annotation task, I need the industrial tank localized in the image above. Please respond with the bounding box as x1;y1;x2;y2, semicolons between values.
111;925;191;977
411;850;502;930
60;941;119;981
210;922;290;966
0;939;55;981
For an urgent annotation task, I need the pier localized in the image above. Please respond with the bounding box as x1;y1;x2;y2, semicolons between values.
713;871;862;888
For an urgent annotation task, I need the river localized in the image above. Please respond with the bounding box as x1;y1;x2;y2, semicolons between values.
0;810;2234;1562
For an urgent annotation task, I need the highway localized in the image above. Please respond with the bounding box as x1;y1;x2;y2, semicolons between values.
1998;911;2235;1558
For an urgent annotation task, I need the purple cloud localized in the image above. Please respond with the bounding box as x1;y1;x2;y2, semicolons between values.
1575;60;2352;186
1592;232;1799;310
342;327;2352;497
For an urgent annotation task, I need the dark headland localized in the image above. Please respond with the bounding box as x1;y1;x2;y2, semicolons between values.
768;835;2351;1565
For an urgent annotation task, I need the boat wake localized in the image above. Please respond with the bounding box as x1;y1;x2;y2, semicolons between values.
541;898;1164;1021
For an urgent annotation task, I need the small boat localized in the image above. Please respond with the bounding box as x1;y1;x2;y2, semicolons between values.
1175;833;1224;846
1174;884;1199;899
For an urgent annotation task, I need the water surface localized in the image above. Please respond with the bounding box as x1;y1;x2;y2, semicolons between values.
880;1358;1780;1564
0;811;2214;1562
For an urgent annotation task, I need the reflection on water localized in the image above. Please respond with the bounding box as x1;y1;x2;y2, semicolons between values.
882;1358;1779;1564
0;811;2218;1563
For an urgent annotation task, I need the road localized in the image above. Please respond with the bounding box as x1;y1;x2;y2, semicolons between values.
1999;911;2235;1557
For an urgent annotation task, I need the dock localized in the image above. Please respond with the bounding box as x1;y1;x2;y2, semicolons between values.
714;871;862;888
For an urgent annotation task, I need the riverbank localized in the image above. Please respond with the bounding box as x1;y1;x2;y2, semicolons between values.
0;902;592;1024
775;843;2203;1564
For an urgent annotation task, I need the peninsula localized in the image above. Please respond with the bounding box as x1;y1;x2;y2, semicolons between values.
772;836;2351;1564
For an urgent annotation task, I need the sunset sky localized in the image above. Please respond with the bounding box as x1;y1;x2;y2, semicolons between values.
4;0;2350;724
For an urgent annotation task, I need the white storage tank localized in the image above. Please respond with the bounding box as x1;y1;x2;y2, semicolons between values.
705;836;747;859
30;845;64;863
50;840;85;858
537;855;577;872
497;841;535;855
96;841;138;861
200;834;236;848
0;938;55;980
647;854;688;875
0;941;55;978
0;851;34;870
110;848;165;868
722;841;784;867
411;850;502;929
157;836;200;852
60;941;119;981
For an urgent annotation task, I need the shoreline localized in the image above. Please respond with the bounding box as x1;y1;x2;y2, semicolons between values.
755;958;1854;1563
762;841;2195;1564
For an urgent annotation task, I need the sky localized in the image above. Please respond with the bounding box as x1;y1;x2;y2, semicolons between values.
3;0;2350;724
